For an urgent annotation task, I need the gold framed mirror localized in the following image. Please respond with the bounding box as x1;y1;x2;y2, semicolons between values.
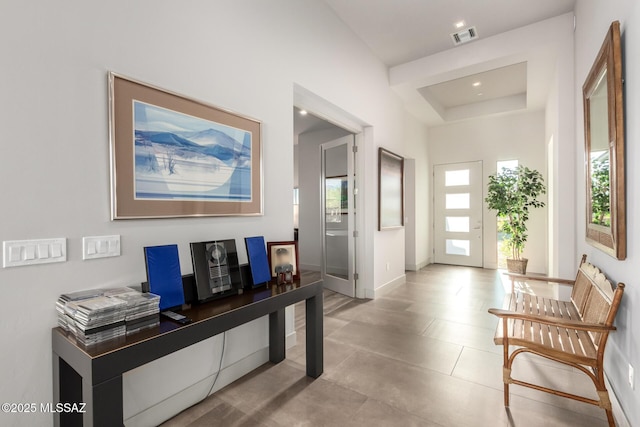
583;21;626;260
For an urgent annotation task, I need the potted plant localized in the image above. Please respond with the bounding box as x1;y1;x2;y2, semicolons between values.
485;165;546;274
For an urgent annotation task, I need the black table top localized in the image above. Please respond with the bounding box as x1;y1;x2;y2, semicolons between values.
53;276;322;359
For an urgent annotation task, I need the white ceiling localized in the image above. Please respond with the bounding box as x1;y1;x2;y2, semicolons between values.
419;62;527;109
323;0;576;67
323;0;576;124
293;107;340;138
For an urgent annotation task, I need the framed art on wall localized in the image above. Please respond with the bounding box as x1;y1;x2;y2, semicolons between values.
109;72;263;219
378;147;405;230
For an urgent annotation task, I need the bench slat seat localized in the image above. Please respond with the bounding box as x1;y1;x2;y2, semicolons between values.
489;256;625;427
494;293;599;365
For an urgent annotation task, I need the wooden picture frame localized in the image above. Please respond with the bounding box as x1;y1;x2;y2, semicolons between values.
267;241;300;280
378;147;405;230
109;72;263;219
582;21;626;259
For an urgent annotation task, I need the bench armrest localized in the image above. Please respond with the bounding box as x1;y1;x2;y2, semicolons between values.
488;308;616;332
505;273;575;286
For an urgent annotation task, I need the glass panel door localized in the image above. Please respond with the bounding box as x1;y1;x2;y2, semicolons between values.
434;161;483;267
321;135;355;297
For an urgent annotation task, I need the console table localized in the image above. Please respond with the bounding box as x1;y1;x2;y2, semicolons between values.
52;277;323;427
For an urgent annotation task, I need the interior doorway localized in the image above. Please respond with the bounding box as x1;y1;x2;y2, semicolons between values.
294;108;358;297
433;161;483;267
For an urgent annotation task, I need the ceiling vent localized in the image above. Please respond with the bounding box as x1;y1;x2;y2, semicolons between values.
451;26;478;46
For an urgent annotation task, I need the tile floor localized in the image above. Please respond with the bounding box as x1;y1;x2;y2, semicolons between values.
163;265;610;426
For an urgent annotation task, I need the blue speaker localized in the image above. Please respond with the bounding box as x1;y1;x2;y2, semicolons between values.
143;244;185;311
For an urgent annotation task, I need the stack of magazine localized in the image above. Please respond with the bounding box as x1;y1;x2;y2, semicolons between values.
56;287;160;345
102;288;161;335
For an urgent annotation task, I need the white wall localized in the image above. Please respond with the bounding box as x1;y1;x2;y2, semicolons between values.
574;1;640;424
0;1;414;425
404;116;431;271
298;128;351;271
428;111;548;273
544;22;576;278
294;144;299;188
405;159;418;270
545;80;559;277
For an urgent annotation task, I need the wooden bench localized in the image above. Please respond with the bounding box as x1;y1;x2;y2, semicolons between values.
488;255;625;426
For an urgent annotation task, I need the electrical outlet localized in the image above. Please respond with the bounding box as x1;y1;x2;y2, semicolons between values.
629;364;635;389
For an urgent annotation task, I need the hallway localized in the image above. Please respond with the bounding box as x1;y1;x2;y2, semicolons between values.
164;265;609;426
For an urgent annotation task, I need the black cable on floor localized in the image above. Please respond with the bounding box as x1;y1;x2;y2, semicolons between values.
203;331;226;402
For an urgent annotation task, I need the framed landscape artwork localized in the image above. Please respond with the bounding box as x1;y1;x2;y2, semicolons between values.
378;147;405;230
109;72;262;219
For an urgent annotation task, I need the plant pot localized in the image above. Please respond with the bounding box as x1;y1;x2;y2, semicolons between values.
506;258;528;274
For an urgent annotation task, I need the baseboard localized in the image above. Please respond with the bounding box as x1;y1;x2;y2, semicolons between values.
605;373;631;427
299;263;320;272
366;274;406;299
286;330;297;348
124;348;269;427
405;260;430;271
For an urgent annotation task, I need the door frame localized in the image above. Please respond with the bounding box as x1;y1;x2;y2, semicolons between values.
294;84;369;298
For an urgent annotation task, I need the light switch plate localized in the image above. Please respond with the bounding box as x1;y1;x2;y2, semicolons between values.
3;238;67;268
83;235;121;260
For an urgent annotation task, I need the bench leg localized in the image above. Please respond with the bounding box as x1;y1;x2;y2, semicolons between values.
504;386;509;407
604;403;615;427
503;366;511;407
594;368;615;427
501;322;511;407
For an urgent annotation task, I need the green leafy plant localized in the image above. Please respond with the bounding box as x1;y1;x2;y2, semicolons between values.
485;165;546;261
590;155;610;226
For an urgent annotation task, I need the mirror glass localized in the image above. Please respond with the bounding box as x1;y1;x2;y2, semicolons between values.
588;69;611;227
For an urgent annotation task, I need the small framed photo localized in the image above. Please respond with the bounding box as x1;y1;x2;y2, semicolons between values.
267;241;299;283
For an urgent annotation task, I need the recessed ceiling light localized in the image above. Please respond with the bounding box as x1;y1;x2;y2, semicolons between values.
455;21;465;29
477;93;484;96
473;81;481;87
299;110;308;116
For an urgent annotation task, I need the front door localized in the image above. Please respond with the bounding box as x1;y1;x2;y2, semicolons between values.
321;135;356;297
434;161;483;267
